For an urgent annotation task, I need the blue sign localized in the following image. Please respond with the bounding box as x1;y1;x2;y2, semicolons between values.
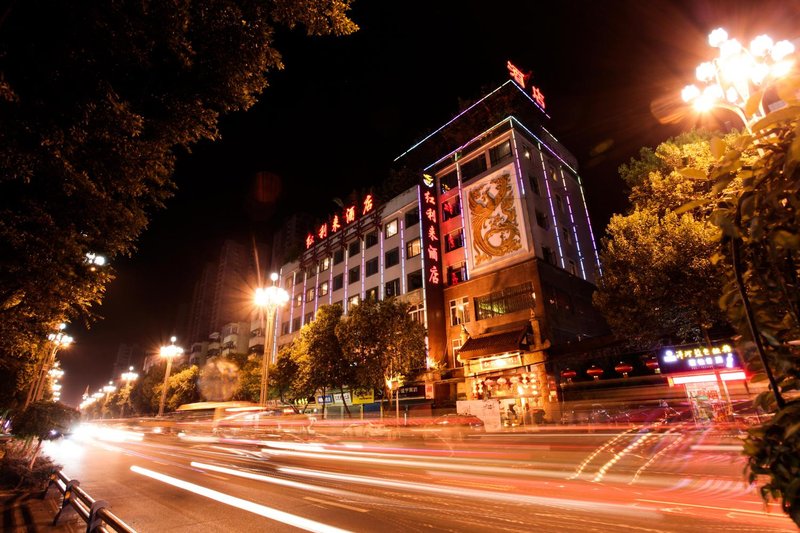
316;394;333;404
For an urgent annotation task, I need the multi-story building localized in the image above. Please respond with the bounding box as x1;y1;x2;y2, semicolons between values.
275;77;609;419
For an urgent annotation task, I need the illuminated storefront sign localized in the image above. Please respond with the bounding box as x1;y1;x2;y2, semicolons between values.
420;183;443;286
305;194;377;249
418;175;447;368
657;343;743;375
506;60;546;109
480;354;522;371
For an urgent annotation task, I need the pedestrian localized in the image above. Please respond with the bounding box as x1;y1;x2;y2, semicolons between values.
508;404;517;426
524;403;533;426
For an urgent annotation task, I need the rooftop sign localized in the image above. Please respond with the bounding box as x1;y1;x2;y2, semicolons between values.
305;194;376;250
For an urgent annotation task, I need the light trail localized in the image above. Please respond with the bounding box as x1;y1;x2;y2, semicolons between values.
130;465;352;533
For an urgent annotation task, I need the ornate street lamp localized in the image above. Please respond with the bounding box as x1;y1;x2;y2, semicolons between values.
158;336;183;417
26;324;74;408
254;273;289;407
120;366;139;417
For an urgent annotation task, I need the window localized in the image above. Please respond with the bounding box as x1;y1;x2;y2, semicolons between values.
548;163;560;182
568;259;577;276
442;196;461;221
306;287;315;302
385;278;400;297
281;322;289;335
284;275;293;289
489;140;512;166
447;263;467;286
535;210;549;229
555;194;564;213
407;269;423;291
319;281;329;296
406;238;422;258
385;219;398;238
366;257;379;277
348;265;360;284
405;208;419;228
348;240;361;258
445;230;464;252
292;317;301;331
334;249;344;264
452;338;463;366
459;155;487;182
439;170;458;194
562;226;572;244
409;303;425;326
385;247;400;267
333;300;342;309
474;282;534;320
529;173;541;196
320;257;330;271
333;273;344;291
348;295;360;310
449;297;471;326
365;231;379;249
542;246;556;265
294;293;302;308
304;312;314;325
365;287;378;302
523;144;532;159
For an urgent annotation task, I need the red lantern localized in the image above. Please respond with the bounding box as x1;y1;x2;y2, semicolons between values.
614;362;633;377
645;358;660;373
561;369;577;381
586;365;604;380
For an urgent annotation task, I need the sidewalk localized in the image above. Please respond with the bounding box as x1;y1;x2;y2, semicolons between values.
0;488;81;532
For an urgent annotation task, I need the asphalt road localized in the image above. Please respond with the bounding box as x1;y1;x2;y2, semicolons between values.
42;424;796;532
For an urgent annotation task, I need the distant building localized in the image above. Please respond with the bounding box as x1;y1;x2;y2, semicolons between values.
111;343;144;380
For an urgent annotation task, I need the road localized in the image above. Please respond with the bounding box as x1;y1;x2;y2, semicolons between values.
43;423;796;532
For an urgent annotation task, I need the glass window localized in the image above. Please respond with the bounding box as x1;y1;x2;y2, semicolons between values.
365;287;378;302
348;265;360;284
294;293;302;308
409;303;426;326
366;257;379;277
385;278;400;297
334;249;344;264
305;287;315;302
405;208;419;228
385;219;398;238
489;140;512;166
452;338;463;366
449;297;470;326
319;257;330;271
333;273;344;291
542;246;556;265
365;231;379;249
474;283;535;321
385;247;400;267
319;281;329;296
447;263;467;286
445;230;464;253
529;173;541;196
442;196;461;221
406;238;422;258
439;170;458;194
348;240;361;258
348;295;360;310
562;226;572;244
535;210;549;229
459;154;487;182
555;194;564;213
284;275;293;289
568;259;577;276
304;312;314;325
292;317;301;331
281;322;289;335
407;269;423;291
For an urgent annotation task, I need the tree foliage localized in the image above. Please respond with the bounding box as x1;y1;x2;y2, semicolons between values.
12;401;79;468
305;304;355;414
594;131;738;346
0;0;356;405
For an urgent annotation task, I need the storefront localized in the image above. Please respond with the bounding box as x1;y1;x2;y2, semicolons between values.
657;342;748;423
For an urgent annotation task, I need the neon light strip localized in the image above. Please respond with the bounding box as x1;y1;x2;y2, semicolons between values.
671;371;746;385
300;271;307;327
559;167;587;280
539;150;565;268
398;217;405;298
509;129;526;197
572;168;602;277
394;81;515;162
314;263;320;315
423;116;511;172
509;77;550;117
343;242;349;313
455;166;469;281
508;116;578;175
380;224;386;300
328;255;334;305
289;270;296;333
130;466;350;533
360;238;365;301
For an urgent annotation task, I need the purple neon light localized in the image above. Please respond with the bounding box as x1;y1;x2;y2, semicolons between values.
509;129;526;197
455;168;470;281
558;167;588;280
538;150;566;268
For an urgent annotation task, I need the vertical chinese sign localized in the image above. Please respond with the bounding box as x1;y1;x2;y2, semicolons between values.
419;176;447;370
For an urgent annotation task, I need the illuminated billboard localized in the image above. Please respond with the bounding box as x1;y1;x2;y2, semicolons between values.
657;343;743;375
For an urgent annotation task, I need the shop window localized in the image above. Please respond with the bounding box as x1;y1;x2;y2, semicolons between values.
474;282;534;321
489;140;512;166
348;265;360;284
407;269;423;291
385;219;398;238
405;208;419;228
449;297;471;326
333;273;344;291
442;196;461;221
385;247;400;267
365;231;379;249
445;230;464;252
439;170;458;194
366;257;379;277
385;278;400;297
406;238;422;259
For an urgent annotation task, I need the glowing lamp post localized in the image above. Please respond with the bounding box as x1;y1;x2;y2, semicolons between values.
27;324;74;408
158;336;183;417
120;366;139;418
255;273;289;407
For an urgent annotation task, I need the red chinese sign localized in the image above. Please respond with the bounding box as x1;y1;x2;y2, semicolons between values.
507;60;546;110
420;180;442;286
305;195;379;249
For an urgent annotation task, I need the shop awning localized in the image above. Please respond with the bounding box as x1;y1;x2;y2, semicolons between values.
458;326;529;360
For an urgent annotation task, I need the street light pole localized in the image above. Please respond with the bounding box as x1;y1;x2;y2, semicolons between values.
26;324;73;408
120;366;139;418
255;273;289;407
158;336;183;417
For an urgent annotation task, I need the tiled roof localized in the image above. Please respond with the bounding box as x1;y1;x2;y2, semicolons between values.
458;326;529;360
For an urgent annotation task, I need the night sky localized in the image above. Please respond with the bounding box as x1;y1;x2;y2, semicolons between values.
62;0;800;405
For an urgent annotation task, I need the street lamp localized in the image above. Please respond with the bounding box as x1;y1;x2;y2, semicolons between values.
120;366;139;418
254;273;289;407
26;324;74;408
158;336;183;417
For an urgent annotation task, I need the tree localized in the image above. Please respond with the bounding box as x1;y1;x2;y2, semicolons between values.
12;401;79;469
0;0;357;405
303;305;356;416
156;366;200;412
594;131;739;346
336;299;427;409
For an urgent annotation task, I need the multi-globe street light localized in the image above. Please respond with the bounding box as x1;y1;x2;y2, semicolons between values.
26;323;74;408
120;366;139;417
158;336;183;417
254;273;289;407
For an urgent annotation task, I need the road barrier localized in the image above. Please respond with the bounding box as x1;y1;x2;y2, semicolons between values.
45;470;137;532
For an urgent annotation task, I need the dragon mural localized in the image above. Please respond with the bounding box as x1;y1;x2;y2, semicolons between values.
467;173;521;265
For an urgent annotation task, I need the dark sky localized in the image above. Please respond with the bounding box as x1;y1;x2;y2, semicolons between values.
62;0;800;405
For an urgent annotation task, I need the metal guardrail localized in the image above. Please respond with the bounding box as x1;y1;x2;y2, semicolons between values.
45;470;137;533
